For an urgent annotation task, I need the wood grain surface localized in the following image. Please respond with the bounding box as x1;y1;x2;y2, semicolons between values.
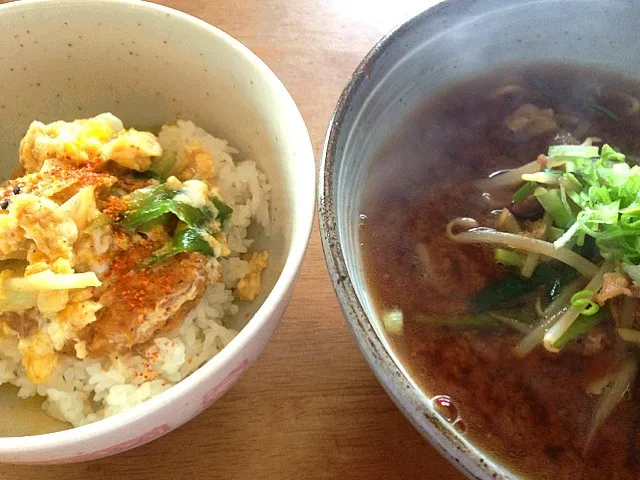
0;1;464;479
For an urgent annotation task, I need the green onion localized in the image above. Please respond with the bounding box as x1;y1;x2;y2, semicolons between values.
418;307;536;332
164;225;213;255
149;152;177;177
416;313;501;329
512;181;536;202
494;248;524;268
570;289;600;316
547;226;566;241
553;221;579;249
139;223;214;268
553;308;607;349
559;172;582;191
120;182;234;268
212;197;233;226
488;312;533;334
119;182;225;232
382;309;403;335
470;264;558;313
546;265;579;301
522;171;562;185
548;145;599;159
126;183;171;211
121;199;210;231
589;103;620;122
132;170;164;181
83;213;113;233
600;144;625;163
534;187;576;228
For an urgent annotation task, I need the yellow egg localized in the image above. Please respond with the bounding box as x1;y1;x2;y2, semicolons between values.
18;331;59;384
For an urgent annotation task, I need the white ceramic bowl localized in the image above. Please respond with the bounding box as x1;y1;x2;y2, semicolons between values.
0;0;315;464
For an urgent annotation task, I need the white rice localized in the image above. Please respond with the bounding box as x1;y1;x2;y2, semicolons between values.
0;120;271;427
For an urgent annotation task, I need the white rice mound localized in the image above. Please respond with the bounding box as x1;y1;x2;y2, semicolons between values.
0;120;271;427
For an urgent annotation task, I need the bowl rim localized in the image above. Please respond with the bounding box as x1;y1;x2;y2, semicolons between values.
0;0;316;452
318;1;512;479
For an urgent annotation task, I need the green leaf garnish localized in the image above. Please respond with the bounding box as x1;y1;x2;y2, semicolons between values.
512;181;537;202
212;197;233;226
139;224;214;268
525;144;640;264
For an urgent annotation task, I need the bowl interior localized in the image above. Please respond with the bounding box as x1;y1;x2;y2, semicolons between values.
322;0;640;478
0;0;309;437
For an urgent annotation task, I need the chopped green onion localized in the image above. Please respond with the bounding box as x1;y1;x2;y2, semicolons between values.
570;289;600;316
548;145;599;159
212;197;233;226
512;181;536;202
553;221;580;249
119;179;236;269
553;308;607;349
418;307;536;332
600;144;625;163
150;152;177;177
522;171;562;185
534;187;576;228
382;308;403;335
558;172;582;191
125;183;171;214
139;223;214;268
494;248;524;268
121;198;210;231
120;182;224;232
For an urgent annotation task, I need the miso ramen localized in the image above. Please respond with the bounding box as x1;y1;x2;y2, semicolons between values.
360;64;640;479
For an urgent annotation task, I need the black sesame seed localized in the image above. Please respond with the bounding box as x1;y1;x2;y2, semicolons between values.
1;199;9;210
12;185;20;195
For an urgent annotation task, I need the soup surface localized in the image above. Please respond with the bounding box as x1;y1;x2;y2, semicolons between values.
360;63;640;479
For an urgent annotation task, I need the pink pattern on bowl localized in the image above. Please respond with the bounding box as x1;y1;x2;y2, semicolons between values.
28;424;171;464
196;358;250;416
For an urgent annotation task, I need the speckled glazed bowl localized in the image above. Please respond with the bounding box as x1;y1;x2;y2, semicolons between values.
0;0;314;464
319;0;640;478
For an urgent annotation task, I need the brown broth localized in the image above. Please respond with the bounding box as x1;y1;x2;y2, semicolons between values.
360;63;640;480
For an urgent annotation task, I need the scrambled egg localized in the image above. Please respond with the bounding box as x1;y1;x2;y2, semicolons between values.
1;113;164;383
6;194;78;262
174;142;215;181
236;251;269;301
19;112;162;173
18;331;59;385
0;113;267;385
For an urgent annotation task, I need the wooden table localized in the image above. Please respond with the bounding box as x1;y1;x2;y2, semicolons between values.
0;1;464;478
